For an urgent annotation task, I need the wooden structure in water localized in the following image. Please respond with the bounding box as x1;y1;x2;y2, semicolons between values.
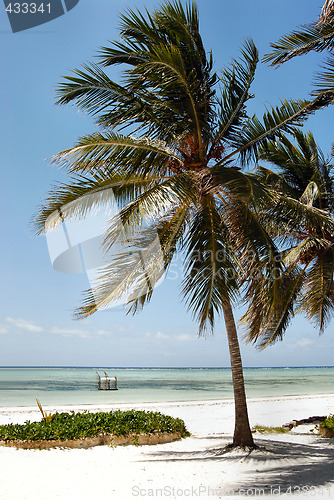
96;371;118;391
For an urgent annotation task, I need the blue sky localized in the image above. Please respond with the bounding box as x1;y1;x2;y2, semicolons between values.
0;0;333;367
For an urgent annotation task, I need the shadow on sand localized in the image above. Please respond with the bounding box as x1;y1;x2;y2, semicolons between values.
138;434;334;494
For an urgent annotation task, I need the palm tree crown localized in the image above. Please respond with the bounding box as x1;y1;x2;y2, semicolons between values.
243;131;334;348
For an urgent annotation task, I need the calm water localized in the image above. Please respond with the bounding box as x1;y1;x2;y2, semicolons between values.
0;367;333;407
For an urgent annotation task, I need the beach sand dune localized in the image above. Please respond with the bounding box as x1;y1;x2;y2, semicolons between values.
0;394;333;499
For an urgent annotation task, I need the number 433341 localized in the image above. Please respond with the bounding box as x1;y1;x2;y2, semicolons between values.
5;3;51;14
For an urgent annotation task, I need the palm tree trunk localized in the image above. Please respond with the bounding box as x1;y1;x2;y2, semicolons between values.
222;299;255;447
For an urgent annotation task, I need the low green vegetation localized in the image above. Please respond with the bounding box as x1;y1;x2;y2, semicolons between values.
252;425;290;434
319;414;334;431
0;410;190;443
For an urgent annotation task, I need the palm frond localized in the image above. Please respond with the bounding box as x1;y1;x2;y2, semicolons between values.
273;193;334;237
214;39;258;145
258;131;334;211
56;63;129;112
263;21;334;66
103;172;196;248
283;237;330;267
314;55;334;98
242;264;305;348
98;0;215;147
51;132;182;176
210;165;273;205
129;43;206;153
299;248;334;331
33;173;164;235
319;0;334;25
56;63;182;141
100;1;209;77
76;197;191;318
76;224;166;318
181;196;238;333
226;96;333;165
126;199;191;314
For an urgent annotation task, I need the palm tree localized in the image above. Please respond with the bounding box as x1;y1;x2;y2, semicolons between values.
263;2;334;98
34;1;331;448
243;130;334;348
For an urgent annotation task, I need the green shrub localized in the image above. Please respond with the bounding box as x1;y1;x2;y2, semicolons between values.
319;414;334;430
0;410;190;443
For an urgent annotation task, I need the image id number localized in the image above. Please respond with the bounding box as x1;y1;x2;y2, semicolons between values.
6;3;51;14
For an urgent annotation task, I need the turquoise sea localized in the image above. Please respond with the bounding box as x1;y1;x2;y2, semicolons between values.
0;367;333;407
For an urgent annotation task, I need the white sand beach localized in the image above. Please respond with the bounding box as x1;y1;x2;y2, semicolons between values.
0;394;333;500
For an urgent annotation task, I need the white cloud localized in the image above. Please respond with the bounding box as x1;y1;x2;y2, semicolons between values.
49;326;113;338
1;317;114;339
115;325;125;332
143;331;170;340
95;329;112;336
144;331;193;342
0;318;191;344
156;331;170;340
50;327;92;338
296;337;315;348
175;334;193;342
5;317;44;332
50;326;85;335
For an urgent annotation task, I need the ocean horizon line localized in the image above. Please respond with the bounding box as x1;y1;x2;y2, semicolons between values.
1;365;333;369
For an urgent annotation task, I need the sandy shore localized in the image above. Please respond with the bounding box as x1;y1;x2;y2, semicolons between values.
0;394;333;499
